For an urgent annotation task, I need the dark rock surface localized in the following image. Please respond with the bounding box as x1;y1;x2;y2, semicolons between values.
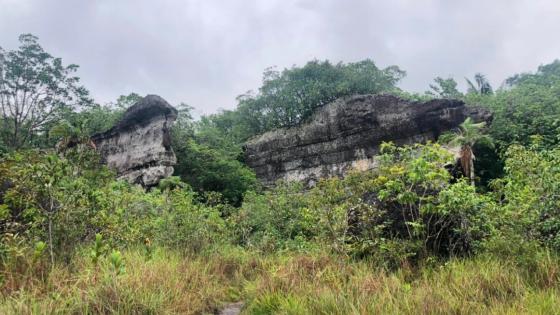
244;94;491;186
92;95;178;187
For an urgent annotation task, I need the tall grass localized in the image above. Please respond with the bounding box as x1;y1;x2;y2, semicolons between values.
1;246;255;314
1;246;559;314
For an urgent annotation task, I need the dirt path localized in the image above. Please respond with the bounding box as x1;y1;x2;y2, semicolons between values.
219;302;244;315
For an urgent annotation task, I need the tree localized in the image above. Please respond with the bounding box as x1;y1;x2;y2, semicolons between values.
49;118;96;154
426;76;462;99
448;118;493;186
0;34;90;149
172;102;195;139
113;92;142;110
495;144;560;250
189;59;405;150
466;73;493;95
505;59;560;88
171;104;257;206
234;59;405;138
72;103;121;136
173;139;257;206
480;60;560;150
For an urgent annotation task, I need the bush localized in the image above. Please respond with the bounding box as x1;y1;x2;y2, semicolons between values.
0;148;228;265
173;139;257;206
339;142;495;259
231;142;496;263
153;188;226;253
491;144;560;250
231;181;316;251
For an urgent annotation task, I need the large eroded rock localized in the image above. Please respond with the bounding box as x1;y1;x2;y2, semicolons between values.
244;94;491;186
92;95;178;187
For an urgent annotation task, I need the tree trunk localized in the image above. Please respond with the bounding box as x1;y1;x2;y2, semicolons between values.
459;145;476;187
48;213;54;267
469;157;475;187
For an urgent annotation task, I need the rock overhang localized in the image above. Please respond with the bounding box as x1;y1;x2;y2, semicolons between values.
92;94;178;187
244;94;492;187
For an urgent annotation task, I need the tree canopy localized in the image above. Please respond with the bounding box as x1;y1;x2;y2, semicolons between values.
479;59;560;150
229;59;405;140
0;34;90;149
426;77;463;99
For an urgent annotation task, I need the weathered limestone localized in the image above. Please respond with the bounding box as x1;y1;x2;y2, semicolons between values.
244;94;491;186
92;95;178;187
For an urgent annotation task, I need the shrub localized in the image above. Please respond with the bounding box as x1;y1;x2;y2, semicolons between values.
0;148;228;264
231;181;316;251
331;143;495;260
232;142;496;262
153;188;226;253
491;144;560;250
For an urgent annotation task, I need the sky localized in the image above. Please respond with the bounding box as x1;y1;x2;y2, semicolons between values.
1;0;559;115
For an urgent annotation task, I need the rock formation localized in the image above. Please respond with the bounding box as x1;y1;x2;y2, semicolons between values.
92;95;178;187
244;94;492;186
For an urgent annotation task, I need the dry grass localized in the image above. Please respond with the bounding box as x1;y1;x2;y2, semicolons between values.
1;247;256;314
1;247;559;314
243;254;560;314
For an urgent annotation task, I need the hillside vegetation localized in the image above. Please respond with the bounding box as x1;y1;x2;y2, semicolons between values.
1;34;560;314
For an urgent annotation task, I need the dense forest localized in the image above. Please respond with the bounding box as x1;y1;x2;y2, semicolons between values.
1;34;560;314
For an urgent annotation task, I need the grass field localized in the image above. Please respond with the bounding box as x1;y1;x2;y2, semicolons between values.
1;246;559;314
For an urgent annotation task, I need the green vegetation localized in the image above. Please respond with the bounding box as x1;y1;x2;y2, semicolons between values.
232;60;405;136
447;117;493;187
2;142;559;314
2;246;559;314
2;34;560;314
0;34;91;150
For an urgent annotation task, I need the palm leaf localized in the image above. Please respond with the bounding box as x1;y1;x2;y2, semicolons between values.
465;78;478;94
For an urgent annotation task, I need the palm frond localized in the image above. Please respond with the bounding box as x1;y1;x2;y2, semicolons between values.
465;78;478;94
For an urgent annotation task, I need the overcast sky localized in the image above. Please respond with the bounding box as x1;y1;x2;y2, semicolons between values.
1;0;559;115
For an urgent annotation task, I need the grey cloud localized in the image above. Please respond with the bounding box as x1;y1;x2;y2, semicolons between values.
1;0;559;114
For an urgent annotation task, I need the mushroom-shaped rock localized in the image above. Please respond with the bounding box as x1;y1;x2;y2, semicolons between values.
92;95;178;187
